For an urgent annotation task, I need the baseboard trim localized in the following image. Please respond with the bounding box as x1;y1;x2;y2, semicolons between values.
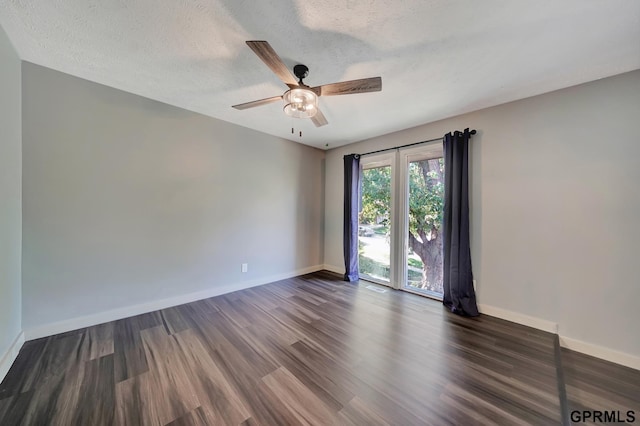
559;335;640;371
24;265;324;341
22;266;640;371
322;264;344;275
0;331;25;383
478;303;559;334
478;303;639;370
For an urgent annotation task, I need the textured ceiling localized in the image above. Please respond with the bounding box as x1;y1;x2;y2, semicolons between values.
1;1;639;149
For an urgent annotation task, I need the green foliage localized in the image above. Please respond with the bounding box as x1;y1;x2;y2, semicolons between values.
407;268;423;282
359;167;391;225
408;258;423;269
360;159;444;241
358;255;391;281
408;159;444;238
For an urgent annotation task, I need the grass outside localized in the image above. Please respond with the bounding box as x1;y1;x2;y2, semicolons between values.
358;253;424;283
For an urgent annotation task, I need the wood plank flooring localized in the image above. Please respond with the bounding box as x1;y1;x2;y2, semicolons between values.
0;271;635;425
561;348;640;425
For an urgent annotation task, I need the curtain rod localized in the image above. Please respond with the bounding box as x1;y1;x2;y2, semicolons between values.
359;129;476;157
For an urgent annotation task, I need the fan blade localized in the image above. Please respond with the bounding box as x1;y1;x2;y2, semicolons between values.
246;41;298;88
311;108;328;127
232;95;282;110
313;77;382;96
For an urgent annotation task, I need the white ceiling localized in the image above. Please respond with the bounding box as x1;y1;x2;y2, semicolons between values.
1;1;639;149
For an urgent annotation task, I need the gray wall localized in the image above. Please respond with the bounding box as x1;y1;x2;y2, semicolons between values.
324;70;640;359
22;62;324;331
0;25;22;363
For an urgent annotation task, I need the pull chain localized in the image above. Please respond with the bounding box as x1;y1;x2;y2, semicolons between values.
290;118;302;138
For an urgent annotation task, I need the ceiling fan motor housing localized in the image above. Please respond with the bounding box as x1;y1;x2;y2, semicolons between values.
293;64;309;83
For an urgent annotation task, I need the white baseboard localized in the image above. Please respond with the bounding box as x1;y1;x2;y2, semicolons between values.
322;264;344;275
478;303;558;334
0;331;25;383
24;265;323;341
479;303;640;371
559;336;640;371
21;264;640;372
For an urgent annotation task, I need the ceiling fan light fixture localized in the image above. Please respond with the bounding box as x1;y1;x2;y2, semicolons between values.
233;41;382;128
283;88;318;119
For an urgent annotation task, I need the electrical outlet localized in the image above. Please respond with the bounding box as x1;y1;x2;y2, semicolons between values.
473;279;477;291
241;263;248;273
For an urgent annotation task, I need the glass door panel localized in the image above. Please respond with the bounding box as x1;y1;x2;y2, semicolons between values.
358;165;392;283
406;158;444;297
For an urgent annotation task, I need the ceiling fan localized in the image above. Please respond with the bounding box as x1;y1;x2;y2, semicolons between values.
232;41;382;127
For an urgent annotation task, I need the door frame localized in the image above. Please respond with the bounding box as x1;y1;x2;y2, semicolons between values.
398;141;444;294
358;152;396;287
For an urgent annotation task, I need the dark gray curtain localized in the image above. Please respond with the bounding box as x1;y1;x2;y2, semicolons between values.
443;129;479;316
343;154;361;282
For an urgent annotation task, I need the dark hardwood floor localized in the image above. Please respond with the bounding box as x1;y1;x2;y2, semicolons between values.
0;271;637;425
562;348;640;425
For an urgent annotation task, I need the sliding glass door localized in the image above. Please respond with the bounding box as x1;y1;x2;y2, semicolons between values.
356;143;445;299
400;144;445;298
405;157;444;297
